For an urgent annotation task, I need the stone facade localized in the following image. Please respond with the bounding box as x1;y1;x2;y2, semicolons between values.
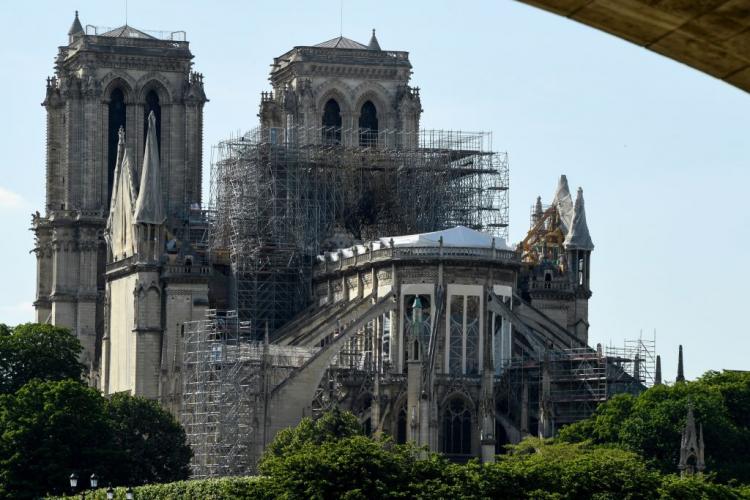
32;14;207;396
259;32;422;147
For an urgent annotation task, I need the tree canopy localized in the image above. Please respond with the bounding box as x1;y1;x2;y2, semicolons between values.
254;409;750;500
558;370;750;483
0;323;191;499
0;323;85;393
105;392;192;486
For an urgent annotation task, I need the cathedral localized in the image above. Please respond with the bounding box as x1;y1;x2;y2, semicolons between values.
33;14;645;475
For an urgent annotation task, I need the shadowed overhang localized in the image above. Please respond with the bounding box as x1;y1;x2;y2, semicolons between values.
518;0;750;93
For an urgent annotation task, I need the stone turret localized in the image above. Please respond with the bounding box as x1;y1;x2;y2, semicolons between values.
368;29;381;51
68;11;84;42
678;405;705;476
262;30;420;147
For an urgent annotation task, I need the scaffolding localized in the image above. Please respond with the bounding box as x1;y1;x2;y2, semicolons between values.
606;334;657;391
180;309;318;478
209;126;509;337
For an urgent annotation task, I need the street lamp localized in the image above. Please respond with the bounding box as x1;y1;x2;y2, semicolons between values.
126;486;135;500
68;472;99;499
106;486;114;500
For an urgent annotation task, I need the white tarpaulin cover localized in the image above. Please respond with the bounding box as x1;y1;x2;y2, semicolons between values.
133;111;166;225
552;174;574;235
322;225;512;261
105;128;136;259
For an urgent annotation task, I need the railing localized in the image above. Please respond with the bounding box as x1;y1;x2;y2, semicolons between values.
295;46;409;62
528;280;572;291
163;264;211;276
314;244;518;277
85;25;187;41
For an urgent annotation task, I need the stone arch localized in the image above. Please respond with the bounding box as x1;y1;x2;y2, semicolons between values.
314;80;353;116
440;394;474;456
135;73;173;104
353;91;389;121
439;388;475;410
100;73;136;103
351;81;390;112
136;282;161;330
267;294;396;440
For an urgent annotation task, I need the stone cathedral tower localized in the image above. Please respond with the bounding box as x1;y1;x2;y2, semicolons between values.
32;12;207;380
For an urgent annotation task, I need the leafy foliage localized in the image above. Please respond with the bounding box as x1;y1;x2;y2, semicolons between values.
0;323;85;393
558;371;750;483
0;379;112;499
0;323;191;499
43;408;750;499
104;393;192;486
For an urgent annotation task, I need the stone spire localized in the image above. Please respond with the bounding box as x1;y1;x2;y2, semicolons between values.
134;111;166;225
368;29;381;51
563;187;594;250
68;11;84;37
677;345;685;383
655;355;662;385
552;175;574;234
678;404;705;476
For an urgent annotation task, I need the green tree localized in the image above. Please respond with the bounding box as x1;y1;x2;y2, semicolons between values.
558;372;750;484
105;393;192;486
0;323;85;393
0;379;113;499
0;382;192;498
261;406;363;467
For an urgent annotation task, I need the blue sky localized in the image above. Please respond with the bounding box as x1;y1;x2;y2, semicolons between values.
1;1;747;380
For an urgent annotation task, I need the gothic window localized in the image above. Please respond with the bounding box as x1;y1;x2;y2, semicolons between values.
144;89;162;152
363;322;374;370
108;88;126;200
447;294;481;375
358;100;378;147
322;98;342;145
442;398;472;456
449;296;463;374
402;294;431;368
382;313;391;362
396;404;407;444
465;296;480;375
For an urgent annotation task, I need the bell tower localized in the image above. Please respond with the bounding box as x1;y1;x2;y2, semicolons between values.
32;12;207;380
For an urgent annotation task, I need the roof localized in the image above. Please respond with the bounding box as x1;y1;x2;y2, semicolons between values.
563;188;594;251
321;225;512;261
368;29;381;51
314;36;369;50
100;25;156;40
68;11;84;36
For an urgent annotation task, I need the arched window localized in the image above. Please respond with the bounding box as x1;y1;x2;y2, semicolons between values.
144;89;161;152
396;404;407;444
322;98;342;145
442;398;472;456
358;100;378;147
107;88;126;200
